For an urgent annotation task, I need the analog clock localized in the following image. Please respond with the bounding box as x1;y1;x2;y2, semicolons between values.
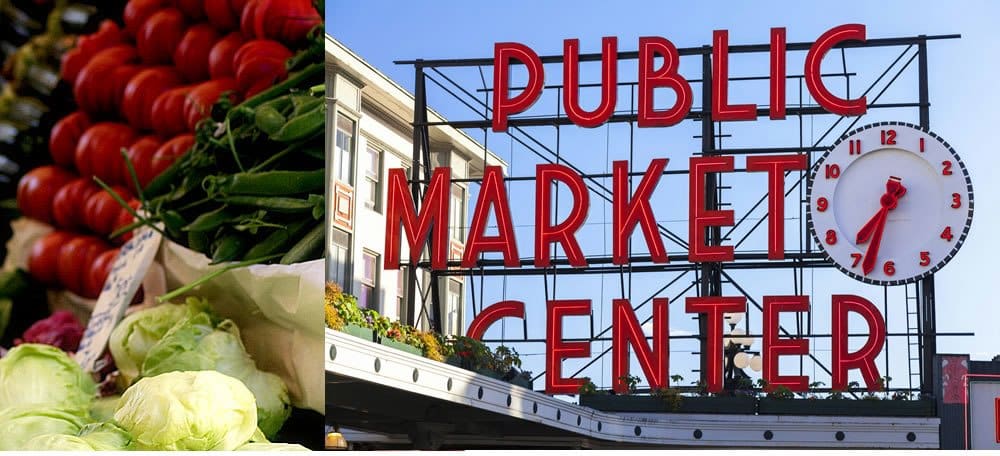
807;122;973;286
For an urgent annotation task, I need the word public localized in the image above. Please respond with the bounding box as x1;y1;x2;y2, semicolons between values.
383;24;889;396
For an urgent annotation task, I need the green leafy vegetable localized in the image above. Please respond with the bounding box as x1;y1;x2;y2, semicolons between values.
113;370;258;450
0;344;96;413
0;406;88;450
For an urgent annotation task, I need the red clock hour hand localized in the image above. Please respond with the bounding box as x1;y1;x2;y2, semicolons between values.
855;177;906;275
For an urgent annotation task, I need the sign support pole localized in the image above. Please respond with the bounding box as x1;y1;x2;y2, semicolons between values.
917;36;937;398
698;49;722;381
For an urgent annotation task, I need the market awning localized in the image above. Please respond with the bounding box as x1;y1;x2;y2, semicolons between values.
325;330;940;449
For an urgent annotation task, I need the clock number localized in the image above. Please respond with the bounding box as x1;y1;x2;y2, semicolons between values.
849;139;862;155
951;193;961;209
816;197;829;212
920;251;930;267
850;253;862;268
825;164;841;179
825;229;837;245
941;226;954;242
942;160;953;176
919;137;925;152
880;129;896;145
883;261;896;276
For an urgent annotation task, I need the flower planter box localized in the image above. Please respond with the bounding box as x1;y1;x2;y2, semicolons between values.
379;338;422;356
758;398;935;417
580;394;756;414
340;324;375;343
509;376;534;390
475;367;503;380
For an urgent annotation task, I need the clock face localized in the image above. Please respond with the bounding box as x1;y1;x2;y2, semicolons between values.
807;122;974;286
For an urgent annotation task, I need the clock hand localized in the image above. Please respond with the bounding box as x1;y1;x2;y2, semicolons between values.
855;176;907;275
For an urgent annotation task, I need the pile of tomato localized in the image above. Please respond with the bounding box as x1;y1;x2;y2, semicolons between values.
15;0;320;299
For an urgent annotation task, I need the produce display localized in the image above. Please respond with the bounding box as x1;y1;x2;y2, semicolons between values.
0;0;325;450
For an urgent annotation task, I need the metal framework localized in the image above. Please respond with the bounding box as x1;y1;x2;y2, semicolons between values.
398;33;963;397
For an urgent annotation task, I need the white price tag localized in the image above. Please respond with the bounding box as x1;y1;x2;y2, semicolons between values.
75;225;163;371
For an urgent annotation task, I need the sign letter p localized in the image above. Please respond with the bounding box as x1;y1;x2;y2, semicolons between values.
492;42;543;132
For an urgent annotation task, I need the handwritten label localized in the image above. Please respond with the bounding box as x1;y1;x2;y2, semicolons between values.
75;225;163;371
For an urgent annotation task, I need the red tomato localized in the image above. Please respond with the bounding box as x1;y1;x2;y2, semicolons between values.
28;231;76;285
242;0;320;44
173;24;222;83
208;32;245;79
172;0;205;20
236;54;287;97
49;112;91;167
75;20;125;56
75;123;139;187
83;185;133;237
83;248;120;299
205;0;238;31
122;67;183;131
60;48;87;85
184;79;239;130
232;39;292;66
57;236;111;296
111;199;143;245
52;178;100;230
125;136;162;191
150;134;194;180
73;45;140;115
136;8;187;64
123;0;171;38
16;166;76;224
150;86;193;137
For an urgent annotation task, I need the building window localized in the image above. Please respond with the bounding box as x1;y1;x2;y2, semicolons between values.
359;251;379;310
328;228;351;290
445;279;463;336
364;145;381;212
334;115;354;186
449;186;465;242
396;265;409;322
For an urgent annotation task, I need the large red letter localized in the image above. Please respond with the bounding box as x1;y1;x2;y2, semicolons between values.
746;154;807;260
535;164;588;268
613;159;668;265
686;296;747;393
467;300;525;340
492;42;544;132
637;37;692;127
831;294;886;391
462;166;519;268
805;24;867;116
384;167;450;270
770;27;787;120
763;295;810;392
612;298;669;393
712;30;756;121
689;156;735;262
564;37;617;128
546;299;591;395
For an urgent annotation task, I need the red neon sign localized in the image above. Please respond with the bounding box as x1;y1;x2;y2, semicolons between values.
491;24;868;131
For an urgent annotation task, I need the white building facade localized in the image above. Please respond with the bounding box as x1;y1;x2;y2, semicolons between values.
325;36;505;334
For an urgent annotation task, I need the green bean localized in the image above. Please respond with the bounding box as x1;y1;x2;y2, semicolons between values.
254;105;286;136
269;103;324;143
219;195;319;213
280;222;324;264
211;233;250;264
183;206;237;232
203;169;324;196
243;219;312;261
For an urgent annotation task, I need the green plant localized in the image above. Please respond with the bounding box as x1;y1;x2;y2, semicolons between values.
692;380;709;397
767;385;794;399
577;380;600;396
670;374;684;386
492;346;522;373
325;283;364;330
618;373;640;395
362;309;391;339
448;336;492;370
652;386;683;411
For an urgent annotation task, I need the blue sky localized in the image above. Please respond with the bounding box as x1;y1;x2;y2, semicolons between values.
330;1;1000;393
